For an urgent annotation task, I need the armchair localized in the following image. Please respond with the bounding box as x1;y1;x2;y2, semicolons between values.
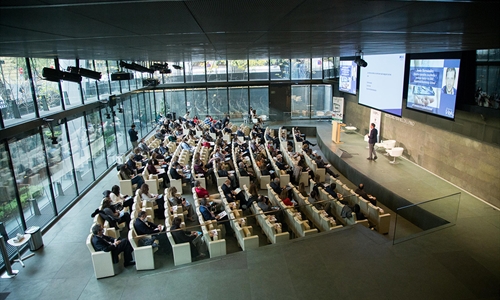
387;147;404;164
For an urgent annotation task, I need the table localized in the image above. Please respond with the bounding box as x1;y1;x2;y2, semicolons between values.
7;234;35;267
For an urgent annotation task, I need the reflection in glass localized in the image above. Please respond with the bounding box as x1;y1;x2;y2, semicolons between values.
208;87;228;119
249;59;269;81
94;60;111;101
88;109;107;178
44;124;77;211
10;132;56;233
311;58;323;79
122;96;134;150
137;92;148;136
59;59;83;109
207;60;227;82
311;85;333;119
167;89;186;118
186;88;207;118
108;60;121;95
154;91;165;118
80;60;98;104
144;91;154;132
31;58;63;117
249;86;269;118
115;98;128;154
270;59;290;80
0;143;24;260
291;85;311;119
228;60;248;81
229;87;249;121
68;116;93;193
185;61;206;83
291;58;311;80
0;57;35;127
102;106;118;167
163;61;185;83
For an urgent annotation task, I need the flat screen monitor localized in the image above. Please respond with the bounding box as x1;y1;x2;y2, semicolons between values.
339;60;357;95
358;53;406;116
406;59;460;119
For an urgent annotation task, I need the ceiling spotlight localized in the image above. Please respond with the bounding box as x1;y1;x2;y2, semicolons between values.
118;106;123;113
51;136;58;145
354;51;368;67
42;67;82;83
105;112;111;119
172;65;182;70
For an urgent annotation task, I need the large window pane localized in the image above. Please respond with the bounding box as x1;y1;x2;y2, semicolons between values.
291;85;311;119
116;98;128;154
102;106;118;167
0;143;24;261
59;59;83;109
0;57;35;127
186;88;207;118
207;60;227;82
323;57;337;79
137;93;148;136
80;60;99;104
144;91;154;132
31;58;63;117
249;59;269;81
108;60;121;95
311;84;333;118
167;89;186;119
68;116;93;193
229;86;249;121
185;61;206;83
228;60;248;81
249;86;269;120
164;61;185;83
291;58;311;80
270;59;290;80
45;124;78;211
154;90;165;119
208;87;228;119
312;57;323;79
88;109;107;178
95;60;111;101
10;132;56;231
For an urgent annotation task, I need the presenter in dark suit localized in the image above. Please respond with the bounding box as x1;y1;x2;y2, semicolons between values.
367;123;378;161
91;224;135;266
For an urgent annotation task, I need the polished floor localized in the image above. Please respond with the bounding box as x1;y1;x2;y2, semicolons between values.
0;122;498;300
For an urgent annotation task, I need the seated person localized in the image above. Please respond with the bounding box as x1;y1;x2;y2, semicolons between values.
133;211;170;254
279;188;296;207
139;183;165;220
169;162;189;183
238;161;256;182
169;217;206;260
221;179;247;208
133;147;147;166
313;155;339;178
146;159;168;188
246;183;259;207
119;164;144;188
309;190;333;217
199;198;232;236
355;183;377;206
270;178;282;195
126;154;144;174
109;185;133;212
101;192;131;225
91;224;135;266
193;180;221;205
138;138;151;155
353;204;366;220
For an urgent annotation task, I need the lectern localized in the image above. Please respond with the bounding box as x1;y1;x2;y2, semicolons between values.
332;121;345;144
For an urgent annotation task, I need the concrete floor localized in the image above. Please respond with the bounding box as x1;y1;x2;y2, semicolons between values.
0;123;498;300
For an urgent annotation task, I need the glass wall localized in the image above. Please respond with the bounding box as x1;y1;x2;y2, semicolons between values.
185;61;206;83
88;109;107;178
10;131;56;231
186;88;207;118
249;86;269;118
108;60;121;96
249;59;269;81
164;61;184;83
311;58;323;80
207;60;227;82
291;85;311;118
0;57;35;127
476;49;500;109
229;86;249;121
58;59;83;109
31;58;63;117
291;58;311;80
208;87;228;119
102;106;118;167
270;59;290;80
228;60;248;81
68;115;93;193
311;84;333;118
168;89;187;118
80;60;99;104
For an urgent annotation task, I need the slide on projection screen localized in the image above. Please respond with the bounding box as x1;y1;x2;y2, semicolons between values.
406;58;460;119
358;53;406;116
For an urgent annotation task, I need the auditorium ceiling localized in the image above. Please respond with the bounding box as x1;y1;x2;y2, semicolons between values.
1;0;499;61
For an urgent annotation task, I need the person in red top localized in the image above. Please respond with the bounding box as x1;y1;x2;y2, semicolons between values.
194;180;221;206
280;188;296;207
